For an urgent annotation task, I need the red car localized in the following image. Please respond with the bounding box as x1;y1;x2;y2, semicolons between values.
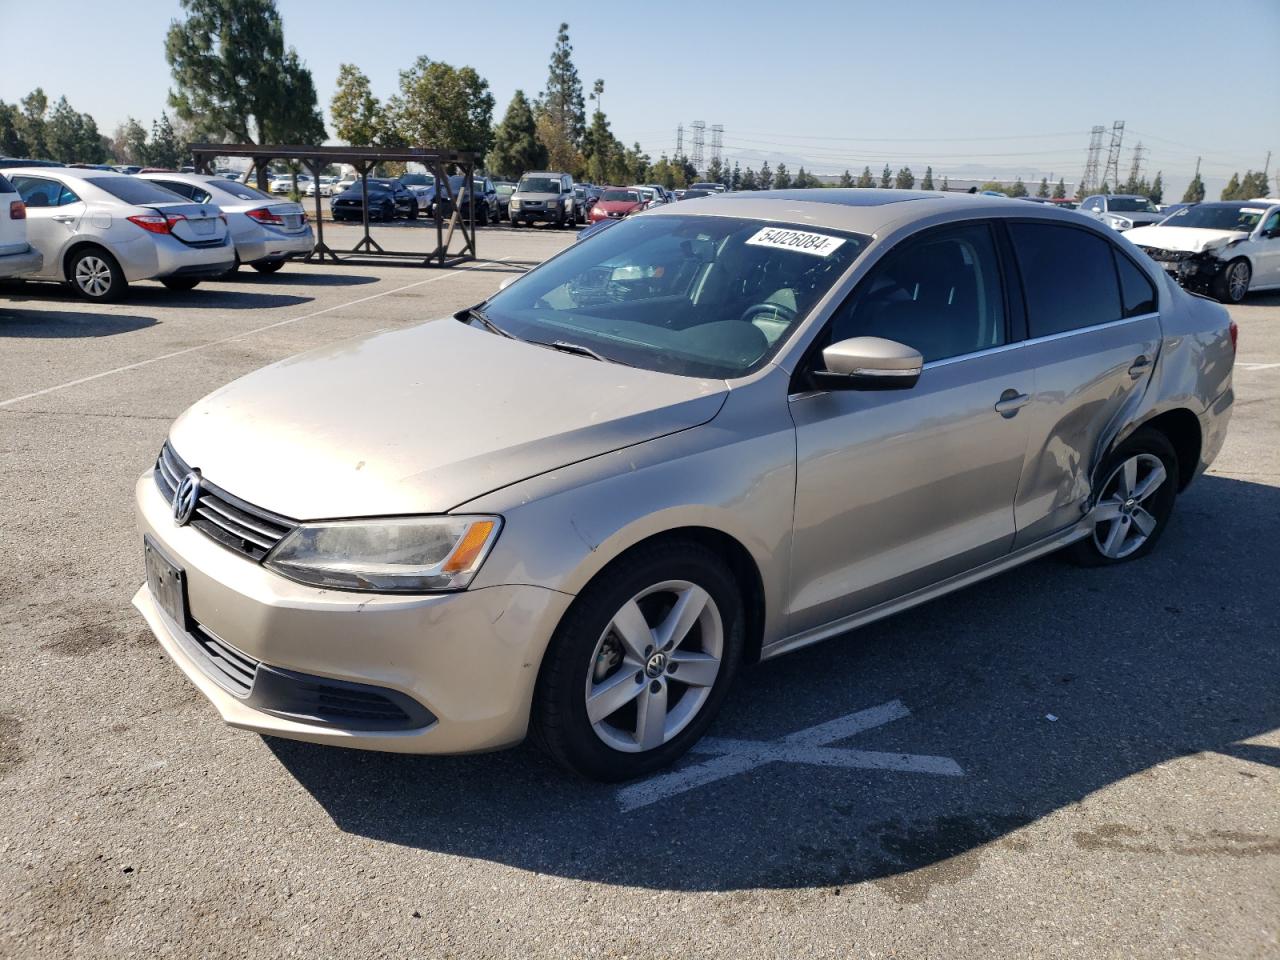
588;187;646;223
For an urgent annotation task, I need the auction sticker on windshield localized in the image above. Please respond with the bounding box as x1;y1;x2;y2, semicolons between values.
746;226;846;257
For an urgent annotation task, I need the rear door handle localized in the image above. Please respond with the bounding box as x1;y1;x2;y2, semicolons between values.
994;389;1031;418
1128;355;1151;378
51;214;76;223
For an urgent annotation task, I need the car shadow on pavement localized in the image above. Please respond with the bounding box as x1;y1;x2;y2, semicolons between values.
0;283;312;310
268;474;1280;892
0;308;156;338
228;270;379;287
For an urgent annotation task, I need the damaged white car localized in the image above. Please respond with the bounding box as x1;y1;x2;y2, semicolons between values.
1126;200;1280;304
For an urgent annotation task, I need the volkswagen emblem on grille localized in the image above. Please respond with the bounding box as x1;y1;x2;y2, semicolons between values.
172;471;201;526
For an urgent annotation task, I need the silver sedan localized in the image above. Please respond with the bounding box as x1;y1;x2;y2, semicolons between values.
140;172;314;275
133;190;1234;780
0;167;234;300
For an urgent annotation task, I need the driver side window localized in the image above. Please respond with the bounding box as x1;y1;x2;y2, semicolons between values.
828;223;1007;364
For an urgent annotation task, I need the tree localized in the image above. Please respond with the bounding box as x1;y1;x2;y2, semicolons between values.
112;117;150;166
740;167;758;190
1007;177;1028;197
879;164;892;188
730;162;741;190
758;161;773;190
1241;170;1269;199
489;90;546;179
0;102;27;157
45;96;106;164
773;162;791;189
705;156;724;184
1148;171;1164;205
894;166;914;189
388;57;495;162
1052;178;1066;199
330;64;382;146
1182;172;1205;203
1220;172;1241;200
1099;180;1110;195
148;113;185;169
838;169;853;187
920;166;934;190
19;89;49;158
856;165;874;188
940;175;949;191
1037;177;1050;198
535;23;586;168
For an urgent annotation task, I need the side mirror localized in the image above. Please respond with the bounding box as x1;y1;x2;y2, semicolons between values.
812;336;923;391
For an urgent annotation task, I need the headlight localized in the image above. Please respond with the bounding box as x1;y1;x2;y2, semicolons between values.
265;516;502;593
1108;216;1131;230
510;199;522;208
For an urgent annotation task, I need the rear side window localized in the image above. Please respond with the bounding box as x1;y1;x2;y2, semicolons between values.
831;222;1006;363
1009;222;1120;337
83;176;187;205
11;176;79;207
0;174;13;194
1116;253;1157;317
209;180;273;203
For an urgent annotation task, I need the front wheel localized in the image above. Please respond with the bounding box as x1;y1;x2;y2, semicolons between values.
477;204;489;227
252;260;285;274
407;201;419;220
532;539;744;781
1211;258;1251;304
1068;428;1178;566
68;248;126;302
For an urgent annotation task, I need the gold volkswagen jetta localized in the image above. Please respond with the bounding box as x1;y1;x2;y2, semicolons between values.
135;190;1235;781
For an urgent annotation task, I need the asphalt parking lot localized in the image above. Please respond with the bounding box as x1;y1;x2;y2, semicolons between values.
1;223;1277;960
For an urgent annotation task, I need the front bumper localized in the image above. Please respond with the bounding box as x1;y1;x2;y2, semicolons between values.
0;244;42;279
133;473;573;753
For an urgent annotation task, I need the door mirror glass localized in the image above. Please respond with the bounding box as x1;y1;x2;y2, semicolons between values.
814;336;923;391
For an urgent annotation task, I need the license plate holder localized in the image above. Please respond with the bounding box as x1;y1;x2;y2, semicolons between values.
144;534;189;630
191;218;214;236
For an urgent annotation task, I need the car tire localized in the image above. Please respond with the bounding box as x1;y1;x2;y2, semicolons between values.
511;219;521;228
1211;258;1251;304
407;201;419;221
252;260;285;274
161;277;200;291
220;254;241;279
67;247;126;302
477;204;489;227
531;538;744;782
1067;427;1179;567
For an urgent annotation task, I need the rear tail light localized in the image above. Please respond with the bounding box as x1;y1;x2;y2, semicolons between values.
246;208;284;225
128;212;186;234
9;200;25;220
1229;319;1238;353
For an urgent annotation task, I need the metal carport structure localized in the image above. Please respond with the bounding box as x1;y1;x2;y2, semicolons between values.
189;144;479;267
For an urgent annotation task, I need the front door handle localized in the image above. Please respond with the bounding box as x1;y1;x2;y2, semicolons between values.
994;389;1031;418
1128;355;1151;378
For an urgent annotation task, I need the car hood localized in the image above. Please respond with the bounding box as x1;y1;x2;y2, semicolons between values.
167;319;726;519
595;201;641;213
1105;210;1164;224
1124;225;1249;253
513;192;561;202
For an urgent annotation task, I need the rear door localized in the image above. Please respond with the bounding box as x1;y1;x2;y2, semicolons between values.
0;175;26;257
1252;207;1280;286
1005;220;1162;546
10;175;84;279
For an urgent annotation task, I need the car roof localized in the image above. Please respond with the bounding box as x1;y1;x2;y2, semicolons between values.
0;166;127;181
645;188;1074;233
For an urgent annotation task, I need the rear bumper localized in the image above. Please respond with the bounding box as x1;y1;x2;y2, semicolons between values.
0;244;42;279
119;233;235;282
1195;386;1233;482
233;227;315;265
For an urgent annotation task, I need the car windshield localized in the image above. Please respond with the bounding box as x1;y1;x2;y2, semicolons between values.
482;215;868;379
85;177;188;204
519;177;561;194
1160;203;1267;232
494;183;514;196
1107;196;1158;213
400;175;433;186
209;180;273;203
363;180;396;192
602;190;640;202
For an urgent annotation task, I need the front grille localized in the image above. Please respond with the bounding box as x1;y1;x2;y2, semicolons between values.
192;624;259;696
154;442;296;562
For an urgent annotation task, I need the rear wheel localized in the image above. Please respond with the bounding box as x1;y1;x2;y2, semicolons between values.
532;539;744;781
477;203;489;227
1211;258;1251;304
1068;428;1178;566
219;253;241;279
252;260;285;274
407;201;419;220
67;248;125;302
161;277;200;291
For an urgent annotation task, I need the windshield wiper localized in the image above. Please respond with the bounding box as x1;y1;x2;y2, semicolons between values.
465;306;516;340
534;339;633;366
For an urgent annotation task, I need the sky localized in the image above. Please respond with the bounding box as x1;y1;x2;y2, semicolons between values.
2;0;1277;200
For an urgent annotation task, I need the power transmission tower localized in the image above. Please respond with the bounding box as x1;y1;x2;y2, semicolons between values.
690;121;706;172
1126;141;1145;189
675;123;684;159
710;124;724;167
1080;125;1105;195
1102;120;1125;191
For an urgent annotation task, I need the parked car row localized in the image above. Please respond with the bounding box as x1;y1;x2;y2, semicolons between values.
0;166;315;301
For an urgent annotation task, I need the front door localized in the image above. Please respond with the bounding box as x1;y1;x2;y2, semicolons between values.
787;222;1032;635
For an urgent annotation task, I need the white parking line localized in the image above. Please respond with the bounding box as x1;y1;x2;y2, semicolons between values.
615;700;963;812
1237;362;1280;371
0;257;508;409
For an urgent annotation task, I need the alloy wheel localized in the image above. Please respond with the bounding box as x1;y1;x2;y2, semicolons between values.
584;580;723;753
1091;453;1168;559
1228;261;1250;301
74;256;113;297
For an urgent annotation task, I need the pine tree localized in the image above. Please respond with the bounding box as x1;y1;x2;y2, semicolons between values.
1148;172;1164;205
941;175;949;191
773;163;791;189
920;166;934;190
147;113;184;169
758;161;773;190
894;166;914;189
706;156;724;184
856;165;874;188
740;167;758;190
793;166;808;188
1007;177;1028;197
1220;173;1241;200
879;164;892;188
1037;177;1050;198
730;161;741;190
1052;178;1066;199
1182;173;1205;203
488;90;546;179
536;22;586;163
838;169;853;187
